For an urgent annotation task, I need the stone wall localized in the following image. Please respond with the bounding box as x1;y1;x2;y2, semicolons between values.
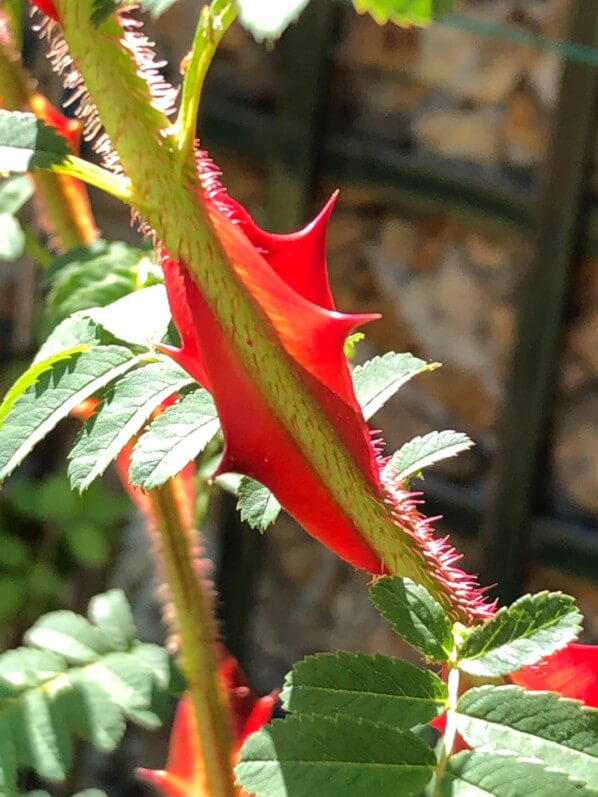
2;3;598;781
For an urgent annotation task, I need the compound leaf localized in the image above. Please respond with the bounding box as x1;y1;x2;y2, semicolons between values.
459;592;582;677
385;430;473;484
456;685;598;789
44;240;162;331
0;175;34;215
237;476;281;531
281;651;447;727
129;387;219;489
68;358;193;491
370;576;453;661
0;110;72;172
0;591;170;787
0;345;141;483
236;714;435;796
439;750;592;796
352;352;438;421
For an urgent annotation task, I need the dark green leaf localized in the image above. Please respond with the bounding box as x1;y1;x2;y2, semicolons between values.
0;213;24;260
0;345;140;483
456;685;598;789
385;430;473;483
45;240;162;331
0;531;30;569
353;0;455;27
352;352;438;421
0;110;72;172
68;358;193;491
459;592;582;677
129;387;219;489
237;0;310;41
281;651;447;727
63;522;110;567
236;714;435;797
0;175;34;214
370;576;453;661
237;477;281;531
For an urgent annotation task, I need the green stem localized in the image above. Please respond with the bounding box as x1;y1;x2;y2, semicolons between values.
434;661;460;796
175;0;236;157
52;155;134;204
148;481;236;797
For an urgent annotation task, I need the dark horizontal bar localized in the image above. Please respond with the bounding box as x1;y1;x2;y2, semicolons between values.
200;96;535;231
419;476;598;583
200;96;598;253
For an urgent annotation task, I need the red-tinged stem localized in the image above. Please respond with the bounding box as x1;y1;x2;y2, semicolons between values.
148;481;236;797
0;12;97;250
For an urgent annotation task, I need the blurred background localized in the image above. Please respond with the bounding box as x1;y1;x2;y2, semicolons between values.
1;0;598;792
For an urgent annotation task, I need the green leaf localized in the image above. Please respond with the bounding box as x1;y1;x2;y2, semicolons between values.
0;648;64;689
352;352;439;421
25;612;112;665
63;522;110;567
369;576;453;661
236;714;435;797
0;591;170;787
456;686;598;789
458;592;583;677
0;110;72;172
87;589;136;652
33;316;104;364
129;387;219;489
352;0;455;27
385;430;473;483
237;476;281;531
0;345;140;483
439;750;592;796
237;0;310;41
0;213;24;260
0;175;34;214
281;652;448;727
0;576;25;623
82;284;171;347
68;358;193;491
0;531;30;569
45;240;163;332
0;344;90;425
